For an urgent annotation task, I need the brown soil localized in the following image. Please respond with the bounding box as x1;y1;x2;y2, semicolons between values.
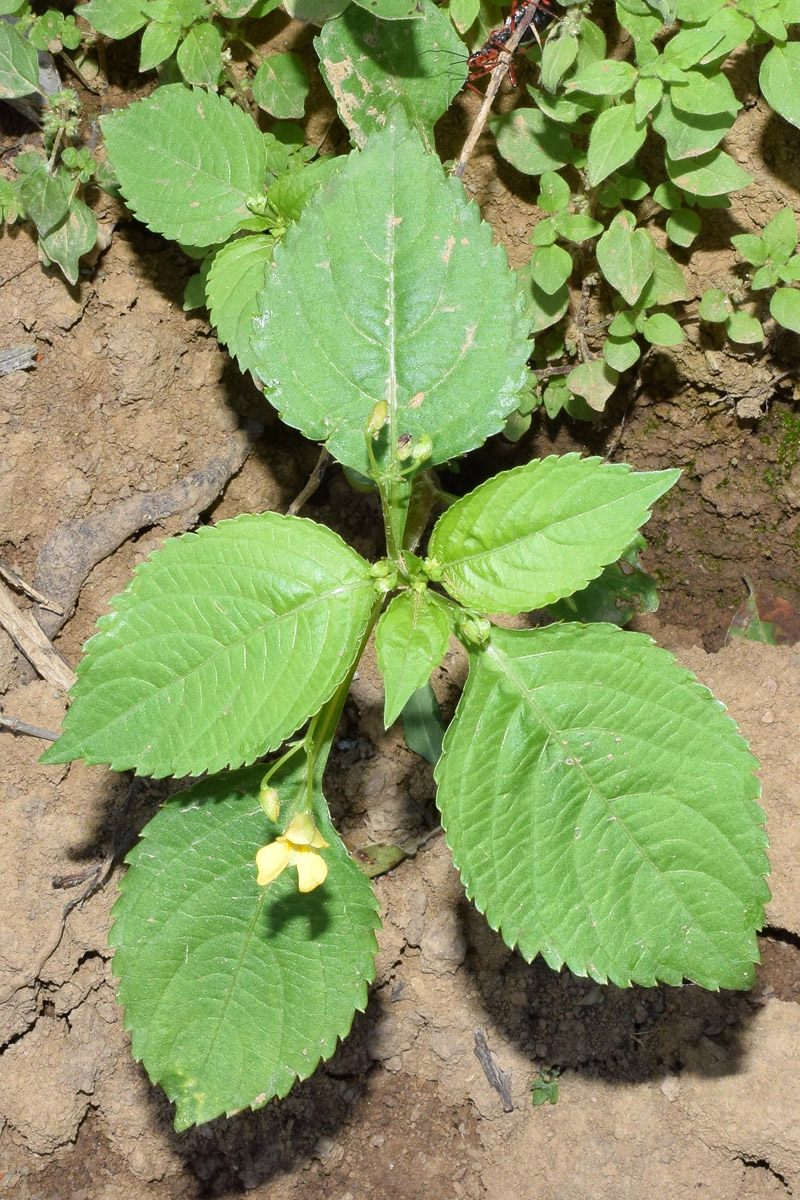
2;12;800;1199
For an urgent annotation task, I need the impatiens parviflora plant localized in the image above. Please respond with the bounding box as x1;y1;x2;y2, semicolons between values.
40;113;770;1130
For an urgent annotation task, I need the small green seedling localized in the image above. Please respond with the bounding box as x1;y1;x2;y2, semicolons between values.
531;1068;561;1106
41;107;769;1131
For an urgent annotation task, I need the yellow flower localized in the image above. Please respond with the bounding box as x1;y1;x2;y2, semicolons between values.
255;813;329;893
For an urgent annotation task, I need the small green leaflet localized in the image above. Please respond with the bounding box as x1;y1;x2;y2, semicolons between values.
267;155;345;224
251;115;531;477
401;682;447;765
376;589;450;726
111;766;380;1129
666;147;752;196
491;108;575;176
253;52;310;119
75;0;148;37
771;287;800;333
428;455;678;614
596;211;654;306
315;0;464;149
176;22;224;87
567;360;619;411
39;198;98;285
18;167;70;236
41;513;375;777
435;623;769;990
351;0;424;16
586;104;647;187
102;86;268;247
207;235;275;376
760;43;800;130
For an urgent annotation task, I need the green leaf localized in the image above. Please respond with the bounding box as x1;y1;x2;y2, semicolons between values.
519;272;570;334
642;311;683;345
0;18;40;97
252;52;310;119
285;0;349;18
634;74;662;121
670;68;739;117
779;255;800;283
376;590;450;726
754;2;787;39
762;206;798;260
666;207;700;247
216;0;267;15
609;308;637;336
620;9;663;61
596;211;655;305
666;147;752;195
675;0;725;18
267;155;345;224
39;197;98;285
492;107;575;175
587;104;647;187
534;86;601;127
450;0;479;32
567;359;619;411
206;235;274;376
251;116;531;477
75;0;148;37
102;86;268;247
541;32;579;93
663;25;724;68
428;455;678;614
652;93;736;160
529;242;572;294
751;263;780;290
315;0;464;150
351;0;422;15
435;623;769;989
725;311;764;343
701;8;753;62
566;59;637;95
537;170;571;212
401;681;446;765
603;334;641;371
18;165;69;235
553;213;603;242
139;19;180;72
530;217;557;247
547;539;658;626
176;22;224;86
652;180;682;209
638;245;688;305
110;765;380;1129
42;513;375;777
731;232;768;266
770;286;800;332
698;287;730;322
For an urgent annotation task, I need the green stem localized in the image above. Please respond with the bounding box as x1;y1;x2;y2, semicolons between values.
302;593;386;795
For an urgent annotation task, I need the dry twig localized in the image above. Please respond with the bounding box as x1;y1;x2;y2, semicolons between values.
453;4;540;181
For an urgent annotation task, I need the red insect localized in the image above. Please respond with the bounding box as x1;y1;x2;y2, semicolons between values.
467;0;559;88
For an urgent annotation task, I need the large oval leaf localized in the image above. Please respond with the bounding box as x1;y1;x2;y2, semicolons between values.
252;114;531;476
42;513;375;776
102;85;267;247
436;623;769;990
428;454;678;614
315;0;465;148
111;766;380;1129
